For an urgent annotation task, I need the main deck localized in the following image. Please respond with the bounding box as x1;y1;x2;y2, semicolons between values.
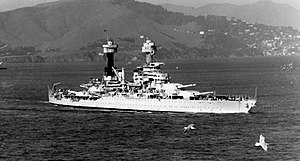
49;93;256;113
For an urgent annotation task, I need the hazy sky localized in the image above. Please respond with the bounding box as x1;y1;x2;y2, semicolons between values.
0;0;299;12
0;0;57;12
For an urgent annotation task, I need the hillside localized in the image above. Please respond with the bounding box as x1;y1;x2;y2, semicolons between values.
0;0;197;48
0;0;299;62
161;0;300;30
0;0;203;62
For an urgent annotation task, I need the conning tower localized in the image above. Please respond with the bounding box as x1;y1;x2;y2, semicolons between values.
142;39;157;64
102;40;118;80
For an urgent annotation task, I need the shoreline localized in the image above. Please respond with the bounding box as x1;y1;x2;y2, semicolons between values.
1;55;299;64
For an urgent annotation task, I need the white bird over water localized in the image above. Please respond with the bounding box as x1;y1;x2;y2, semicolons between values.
255;135;269;151
183;124;196;133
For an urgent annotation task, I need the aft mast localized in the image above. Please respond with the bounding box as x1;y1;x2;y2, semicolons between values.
142;39;157;64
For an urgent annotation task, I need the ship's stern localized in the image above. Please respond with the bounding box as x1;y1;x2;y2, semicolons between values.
245;99;257;113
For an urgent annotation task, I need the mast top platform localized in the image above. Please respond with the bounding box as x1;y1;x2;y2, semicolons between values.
103;40;118;54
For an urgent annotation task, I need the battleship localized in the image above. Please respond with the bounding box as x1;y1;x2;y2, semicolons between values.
48;39;257;113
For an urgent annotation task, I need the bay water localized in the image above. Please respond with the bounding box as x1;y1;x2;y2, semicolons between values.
0;56;299;160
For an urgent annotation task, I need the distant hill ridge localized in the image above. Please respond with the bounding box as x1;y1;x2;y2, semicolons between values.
161;0;300;30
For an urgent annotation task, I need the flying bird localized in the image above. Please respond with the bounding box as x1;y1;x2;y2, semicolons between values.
255;135;269;151
183;124;196;133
